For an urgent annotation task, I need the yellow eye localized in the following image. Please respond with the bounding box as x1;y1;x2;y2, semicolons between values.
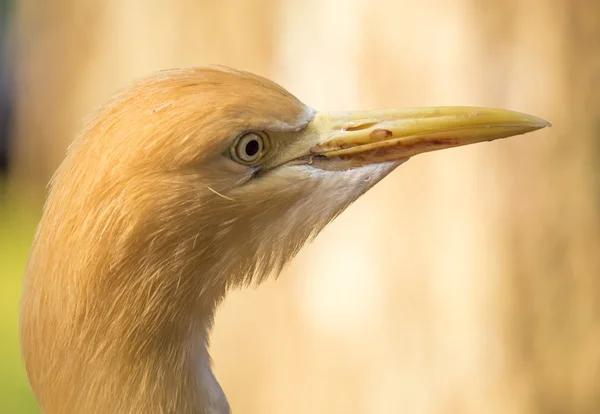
231;132;269;164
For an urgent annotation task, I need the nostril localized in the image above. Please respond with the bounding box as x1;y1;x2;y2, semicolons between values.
343;121;378;132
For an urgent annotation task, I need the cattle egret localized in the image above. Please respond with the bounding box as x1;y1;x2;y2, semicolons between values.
19;67;550;414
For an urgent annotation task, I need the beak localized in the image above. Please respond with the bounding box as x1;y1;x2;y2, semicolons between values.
303;106;550;167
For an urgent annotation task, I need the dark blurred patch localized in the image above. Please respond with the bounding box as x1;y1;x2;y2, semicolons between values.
0;0;14;176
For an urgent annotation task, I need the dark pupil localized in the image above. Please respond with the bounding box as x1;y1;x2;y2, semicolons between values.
245;139;260;157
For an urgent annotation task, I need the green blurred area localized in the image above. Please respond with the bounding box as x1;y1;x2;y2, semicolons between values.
0;181;40;413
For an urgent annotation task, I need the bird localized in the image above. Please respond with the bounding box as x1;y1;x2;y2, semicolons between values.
19;66;550;414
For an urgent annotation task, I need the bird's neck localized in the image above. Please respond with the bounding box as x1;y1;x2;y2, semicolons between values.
22;171;238;413
161;322;231;414
22;249;232;414
83;295;230;414
195;336;231;414
84;285;231;414
98;319;230;414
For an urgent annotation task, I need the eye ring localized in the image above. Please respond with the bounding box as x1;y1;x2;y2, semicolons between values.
230;131;269;165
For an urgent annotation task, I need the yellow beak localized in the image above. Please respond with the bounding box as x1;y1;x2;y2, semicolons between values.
306;106;550;166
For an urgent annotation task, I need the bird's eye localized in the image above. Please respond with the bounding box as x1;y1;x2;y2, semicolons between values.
230;132;269;164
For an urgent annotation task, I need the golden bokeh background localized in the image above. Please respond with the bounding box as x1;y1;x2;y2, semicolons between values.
1;0;599;413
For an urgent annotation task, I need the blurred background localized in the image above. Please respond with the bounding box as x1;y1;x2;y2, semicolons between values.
1;0;599;413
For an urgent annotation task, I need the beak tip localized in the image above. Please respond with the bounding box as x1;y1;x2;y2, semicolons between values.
539;119;552;128
531;115;552;128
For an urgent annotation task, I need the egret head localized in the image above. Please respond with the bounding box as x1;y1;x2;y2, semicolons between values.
20;66;549;414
